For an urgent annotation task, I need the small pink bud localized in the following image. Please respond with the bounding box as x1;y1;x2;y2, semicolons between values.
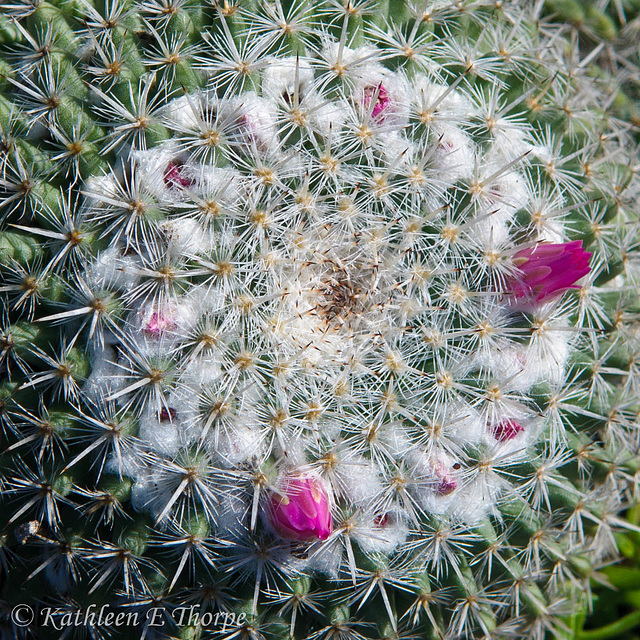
144;311;176;337
159;407;177;422
164;161;194;189
363;83;390;119
506;241;591;304
374;512;390;527
437;140;455;153
490;419;524;442
269;477;332;541
433;461;459;495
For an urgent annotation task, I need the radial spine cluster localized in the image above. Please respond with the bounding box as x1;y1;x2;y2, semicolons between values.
0;0;639;638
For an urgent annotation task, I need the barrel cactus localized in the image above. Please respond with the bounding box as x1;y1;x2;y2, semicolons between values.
1;0;639;638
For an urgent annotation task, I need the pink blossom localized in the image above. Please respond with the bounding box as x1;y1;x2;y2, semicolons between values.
363;83;390;119
269;477;332;541
506;241;591;304
490;419;524;442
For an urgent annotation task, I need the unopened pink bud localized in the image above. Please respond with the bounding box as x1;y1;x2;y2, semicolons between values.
491;419;524;442
432;461;459;495
159;407;177;422
374;512;390;527
144;311;176;337
506;241;591;304
363;83;390;119
164;161;195;189
269;477;332;541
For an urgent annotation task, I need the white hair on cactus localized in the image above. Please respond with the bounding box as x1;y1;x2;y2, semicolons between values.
162;94;202;131
160;217;208;257
83;344;123;400
230;91;279;153
431;125;475;183
131;143;192;200
138;406;182;456
261;56;315;101
86;247;141;291
412;76;477;125
353;509;410;554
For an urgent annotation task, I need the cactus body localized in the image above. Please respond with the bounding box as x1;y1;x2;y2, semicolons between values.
1;1;639;639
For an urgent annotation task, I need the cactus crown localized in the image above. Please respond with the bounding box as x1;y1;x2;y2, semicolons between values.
1;0;639;638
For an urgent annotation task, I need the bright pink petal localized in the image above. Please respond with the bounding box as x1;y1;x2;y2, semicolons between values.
506;241;591;305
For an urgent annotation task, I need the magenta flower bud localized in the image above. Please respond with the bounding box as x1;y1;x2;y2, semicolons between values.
374;512;390;527
144;311;176;337
269;477;332;541
159;407;177;422
432;460;459;495
363;83;390;119
506;241;591;304
490;419;524;442
164;161;194;189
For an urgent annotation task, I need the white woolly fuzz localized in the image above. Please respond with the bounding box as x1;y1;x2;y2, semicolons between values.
196;166;241;202
138;407;182;456
262;56;315;101
130;468;167;519
131;144;190;200
160;217;208;257
336;458;383;507
412;76;477;124
353;509;410;554
319;42;383;81
304;537;342;578
523;317;573;389
86;247;140;292
406;449;464;515
83;174;120;206
308;95;348;137
214;424;264;467
162;94;202;131
82;344;123;400
431;125;475;183
451;474;501;524
230;92;279;153
445;401;486;446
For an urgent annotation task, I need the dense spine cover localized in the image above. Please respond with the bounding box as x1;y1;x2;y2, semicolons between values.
0;0;639;638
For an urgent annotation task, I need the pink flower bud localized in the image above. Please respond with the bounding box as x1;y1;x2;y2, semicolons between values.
159;407;177;422
144;311;176;337
363;83;390;119
490;419;524;442
374;512;390;527
164;161;195;189
269;477;332;541
506;241;591;304
432;460;460;495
